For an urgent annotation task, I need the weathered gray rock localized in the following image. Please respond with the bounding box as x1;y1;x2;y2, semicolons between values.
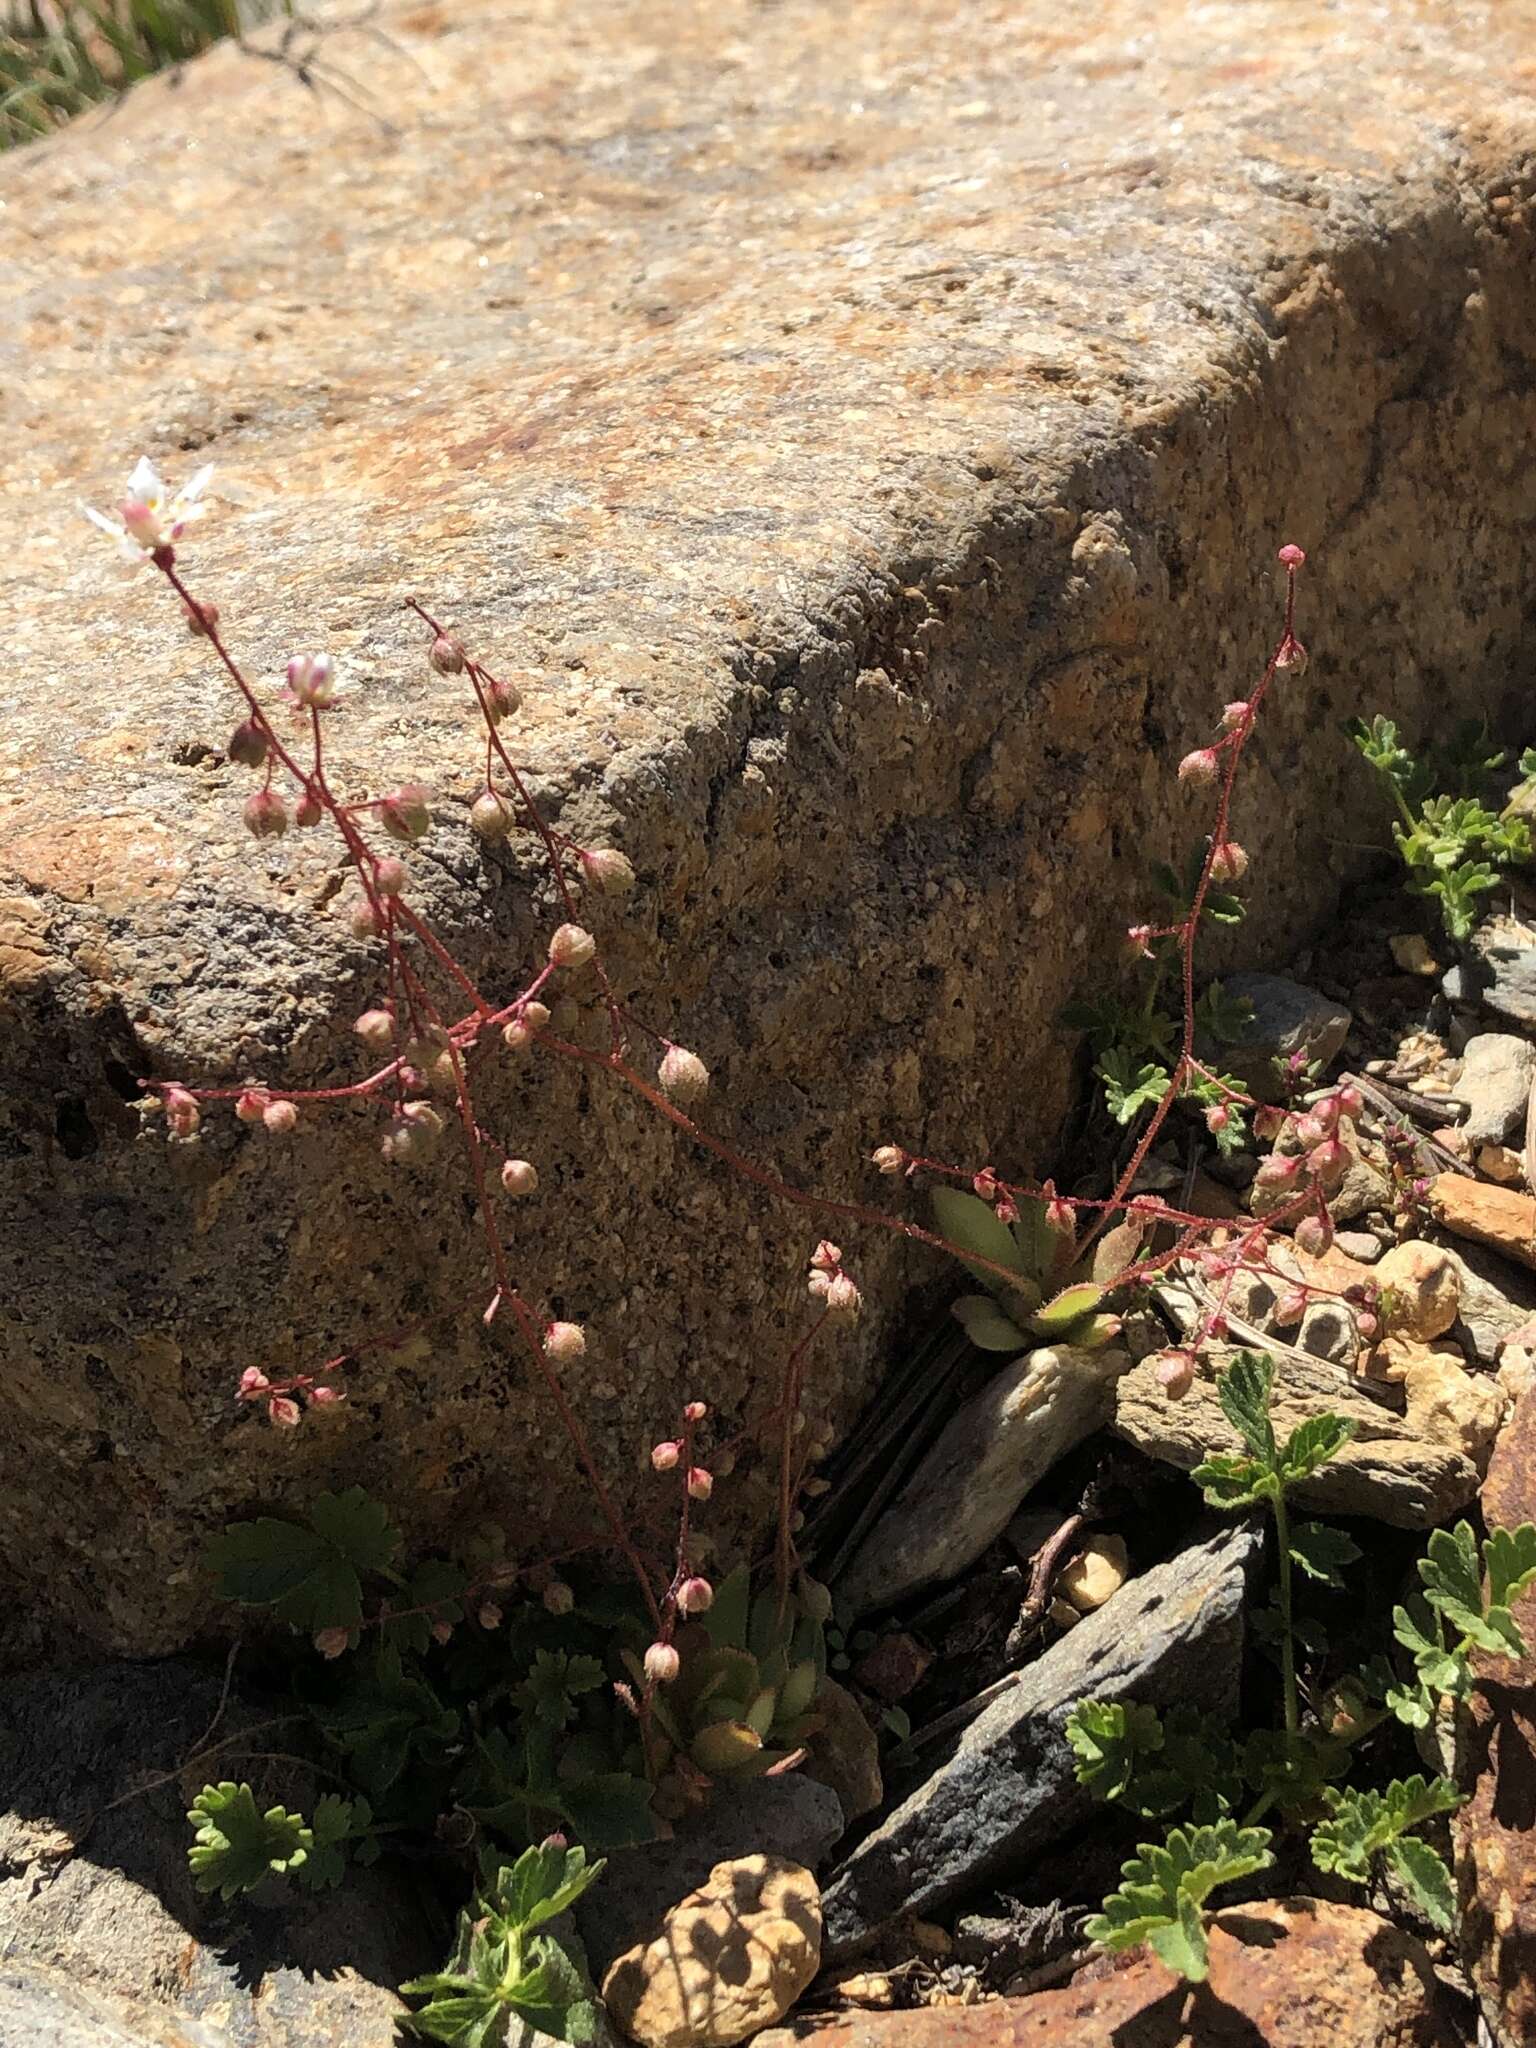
574;1775;842;1978
1442;1239;1536;1369
1114;1351;1480;1528
835;1346;1131;1616
0;1660;431;2047
1477;950;1536;1034
820;1522;1258;1957
0;1962;223;2048
6;0;1536;1654
1218;975;1352;1099
1299;1299;1358;1367
1457;1033;1536;1147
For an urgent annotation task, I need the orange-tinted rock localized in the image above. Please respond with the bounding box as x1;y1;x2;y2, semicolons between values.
1429;1178;1536;1272
771;1900;1456;2047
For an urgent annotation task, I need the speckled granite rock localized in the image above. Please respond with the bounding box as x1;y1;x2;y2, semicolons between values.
5;0;1536;1651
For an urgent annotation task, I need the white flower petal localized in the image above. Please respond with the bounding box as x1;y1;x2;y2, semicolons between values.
126;456;164;510
179;463;215;504
117;535;149;565
82;503;125;537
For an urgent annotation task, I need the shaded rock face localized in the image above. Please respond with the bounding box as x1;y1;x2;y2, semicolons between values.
0;1659;434;2045
5;0;1536;1653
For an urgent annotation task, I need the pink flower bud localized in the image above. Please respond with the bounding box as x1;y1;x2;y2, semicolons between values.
1305;1137;1348;1190
810;1240;842;1273
1294;1112;1326;1149
548;923;597;969
238;1365;270;1395
294;792;323;829
478;1601;503;1629
1295;1213;1333;1257
1209;841;1248;882
471;790;513;841
1221;701;1249;731
185;598;220;637
484;677;521;724
1178;747;1220;786
1045;1195;1075;1238
644;1641;681;1685
285;651;336;708
235;1088;272;1123
381;1102;444;1165
677;1575;714;1615
429;633;466;675
542;1580;575;1616
1310;1095;1342;1136
995;1196;1019;1225
651;1439;681;1472
1278;543;1306;569
1275;636;1308;675
313;1627;350;1659
431;1619;454;1645
355;1008;395;1053
1205;1103;1230;1134
1356;1311;1380;1341
380;785;431;843
263;1099;299;1135
807;1269;832;1300
350;899;385;941
686;1466;713;1502
581;848;637;896
228;719;268;769
545;1320;587;1363
162;1086;201;1140
972;1167;999;1201
500;1158;539;1196
540;1830;569;1850
308;1384;343;1405
871;1144;907;1176
268;1395;302;1427
374;857;407;897
1336;1084;1364;1120
1273;1288;1308;1328
1124;924;1154;961
244;788;288;839
1253;1105;1286;1142
658;1045;710;1104
1154;1350;1197;1399
1255;1152;1302;1189
684;1400;708;1421
825;1274;862;1321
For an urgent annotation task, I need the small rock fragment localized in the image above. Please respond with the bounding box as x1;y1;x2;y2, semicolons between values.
829;1973;894;2008
1334;1228;1386;1263
1390;933;1438;976
1299;1298;1359;1366
850;1633;931;1703
804;1679;883;1825
601;1856;821;2048
1479;1143;1525;1183
1457;1032;1536;1146
1376;1240;1461;1340
1058;1534;1129;1612
1475;947;1536;1034
907;1919;953;1958
1440;1240;1536;1367
1399;1350;1506;1466
1428;1175;1536;1271
835;1345;1131;1616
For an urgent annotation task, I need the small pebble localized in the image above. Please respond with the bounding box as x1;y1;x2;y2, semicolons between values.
1059;1534;1130;1613
1047;1596;1081;1630
832;1974;895;2008
1391;934;1438;977
1334;1229;1385;1264
1479;1144;1525;1185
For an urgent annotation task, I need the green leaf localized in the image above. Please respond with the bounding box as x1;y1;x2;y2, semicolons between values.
554;1773;658;1852
1386;1835;1457;1933
297;1792;372;1891
1029;1281;1107;1340
951;1293;1029;1352
930;1186;1033;1299
1215;1353;1277;1462
186;1781;311;1899
1392;1596;1467;1696
1485;1523;1536;1615
489;1840;606;1932
1067;1698;1165;1804
1098;1049;1171;1126
1420;1523;1510;1655
1277;1413;1355;1483
1289;1522;1362;1588
315;1646;461;1797
703;1563;751;1651
382;1560;471;1655
207;1487;400;1632
518;1650;607;1731
1191;1450;1273;1510
1204;891;1246;926
1087;1821;1273;1983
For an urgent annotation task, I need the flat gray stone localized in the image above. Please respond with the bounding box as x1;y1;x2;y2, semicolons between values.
6;0;1536;1653
1114;1351;1479;1528
835;1345;1131;1617
820;1522;1258;1957
573;1774;843;1977
1441;1240;1536;1370
0;1660;431;2048
1217;975;1353;1099
0;1963;223;2048
1479;951;1536;1033
1457;1033;1536;1147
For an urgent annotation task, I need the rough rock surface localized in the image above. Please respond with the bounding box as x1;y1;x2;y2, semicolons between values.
820;1523;1257;1957
801;1680;883;1829
1115;1349;1480;1526
0;1962;224;2048
0;1659;432;2046
1429;1177;1536;1271
835;1345;1130;1616
7;0;1536;1652
574;1776;842;1978
1455;1380;1536;2048
1218;975;1353;1099
1456;1033;1536;1148
765;1900;1459;2048
600;1855;820;2048
1441;1240;1536;1369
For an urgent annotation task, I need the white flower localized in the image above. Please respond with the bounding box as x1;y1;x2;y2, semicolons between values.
83;456;214;568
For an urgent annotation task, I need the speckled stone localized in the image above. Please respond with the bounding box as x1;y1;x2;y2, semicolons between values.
5;0;1536;1651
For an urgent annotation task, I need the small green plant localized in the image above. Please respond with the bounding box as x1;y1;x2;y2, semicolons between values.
400;1838;605;2046
1063;1353;1536;1978
186;1782;378;1899
1349;716;1535;940
931;1183;1134;1354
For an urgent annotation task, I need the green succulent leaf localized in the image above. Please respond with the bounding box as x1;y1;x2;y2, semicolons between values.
951;1293;1029;1352
186;1781;311;1899
1030;1281;1108;1340
930;1186;1034;1300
